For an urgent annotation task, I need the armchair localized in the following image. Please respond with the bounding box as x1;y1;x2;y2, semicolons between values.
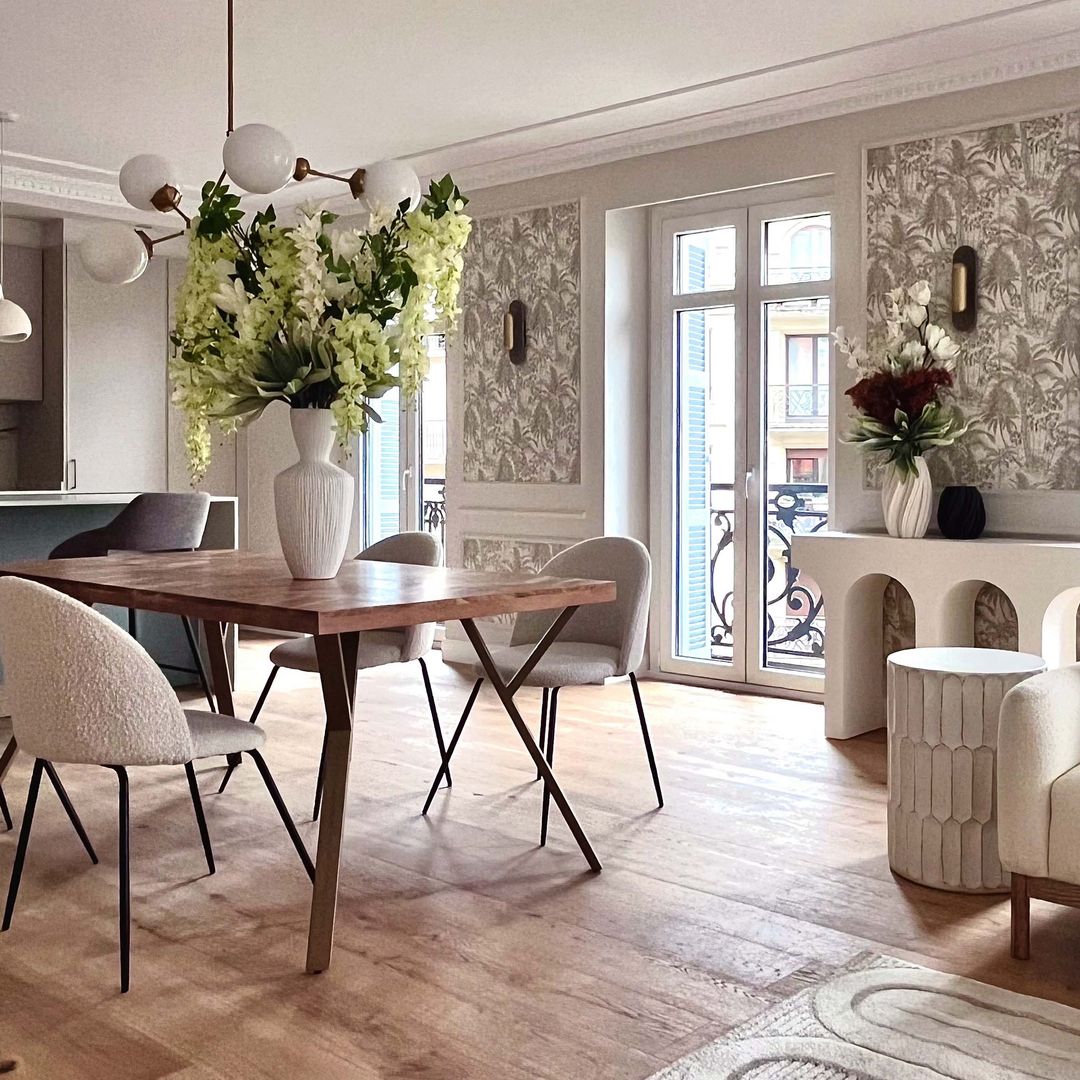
998;664;1080;958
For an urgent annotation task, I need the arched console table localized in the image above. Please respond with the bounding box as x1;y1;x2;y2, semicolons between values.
791;532;1080;740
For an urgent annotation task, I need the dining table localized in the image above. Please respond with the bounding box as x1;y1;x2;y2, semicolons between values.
0;549;616;973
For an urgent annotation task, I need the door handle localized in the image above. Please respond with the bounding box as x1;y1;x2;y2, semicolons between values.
401;466;413;492
67;458;77;490
744;467;755;500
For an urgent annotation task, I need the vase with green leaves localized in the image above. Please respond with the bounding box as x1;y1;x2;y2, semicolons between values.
836;280;969;539
169;174;471;577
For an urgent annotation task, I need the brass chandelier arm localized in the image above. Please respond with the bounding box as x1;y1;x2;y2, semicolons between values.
135;228;188;257
293;158;367;200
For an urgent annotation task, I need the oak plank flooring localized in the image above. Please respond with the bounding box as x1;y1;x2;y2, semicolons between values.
3;633;1080;1077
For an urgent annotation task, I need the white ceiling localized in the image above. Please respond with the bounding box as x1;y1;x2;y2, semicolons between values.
2;0;1079;217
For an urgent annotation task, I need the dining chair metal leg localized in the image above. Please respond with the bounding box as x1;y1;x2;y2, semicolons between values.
184;762;215;875
2;758;43;932
312;728;329;822
629;673;663;808
247;665;279;727
0;784;10;831
421;677;484;815
418;657;452;788
108;765;132;994
180;615;216;712
247;749;315;882
41;761;99;864
536;688;549;781
540;688;559;846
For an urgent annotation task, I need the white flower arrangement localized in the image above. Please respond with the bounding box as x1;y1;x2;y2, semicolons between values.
170;175;471;479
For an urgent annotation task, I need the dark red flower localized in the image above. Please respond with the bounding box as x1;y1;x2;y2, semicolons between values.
846;367;953;425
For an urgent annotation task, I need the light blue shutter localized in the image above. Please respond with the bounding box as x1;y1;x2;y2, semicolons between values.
676;244;711;657
365;388;401;545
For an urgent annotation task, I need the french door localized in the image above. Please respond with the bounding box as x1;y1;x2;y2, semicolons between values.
653;190;833;693
363;333;447;551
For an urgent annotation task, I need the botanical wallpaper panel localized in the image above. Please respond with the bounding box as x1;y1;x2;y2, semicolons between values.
866;111;1080;489
462;536;568;626
458;202;581;484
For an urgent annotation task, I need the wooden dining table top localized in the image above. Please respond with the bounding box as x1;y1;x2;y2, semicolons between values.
0;550;617;635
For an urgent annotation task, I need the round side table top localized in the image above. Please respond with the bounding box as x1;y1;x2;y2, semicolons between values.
888;647;1045;676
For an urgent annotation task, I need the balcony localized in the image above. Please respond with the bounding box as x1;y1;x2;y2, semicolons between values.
767;383;828;428
422;477;446;551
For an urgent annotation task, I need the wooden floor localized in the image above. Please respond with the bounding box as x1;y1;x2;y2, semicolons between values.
3;635;1080;1078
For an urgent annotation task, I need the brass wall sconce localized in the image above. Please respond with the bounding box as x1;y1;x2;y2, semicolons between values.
952;246;977;332
504;300;527;365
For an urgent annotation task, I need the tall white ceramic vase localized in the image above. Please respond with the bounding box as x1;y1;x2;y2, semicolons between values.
881;457;933;539
274;408;354;579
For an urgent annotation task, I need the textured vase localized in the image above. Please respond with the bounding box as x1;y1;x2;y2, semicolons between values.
274;408;353;580
881;458;932;539
937;484;986;540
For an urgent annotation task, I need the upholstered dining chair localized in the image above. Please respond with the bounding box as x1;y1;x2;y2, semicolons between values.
422;536;662;843
0;576;314;993
0;715;98;863
221;531;450;820
49;491;216;710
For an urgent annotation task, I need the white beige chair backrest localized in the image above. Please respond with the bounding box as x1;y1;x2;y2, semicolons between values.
0;577;195;767
356;531;442;662
510;536;651;677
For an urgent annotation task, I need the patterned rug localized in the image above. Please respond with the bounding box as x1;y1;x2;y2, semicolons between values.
650;955;1080;1079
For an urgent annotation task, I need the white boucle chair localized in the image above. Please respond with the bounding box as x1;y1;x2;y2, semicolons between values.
222;531;450;820
999;663;1080;959
422;537;662;842
0;577;314;993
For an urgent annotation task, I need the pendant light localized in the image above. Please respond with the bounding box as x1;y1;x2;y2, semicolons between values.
109;0;419;241
0;112;32;344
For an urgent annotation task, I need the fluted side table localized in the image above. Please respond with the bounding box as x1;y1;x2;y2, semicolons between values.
887;647;1045;893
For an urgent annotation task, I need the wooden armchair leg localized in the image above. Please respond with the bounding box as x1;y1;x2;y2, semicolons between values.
1011;873;1030;960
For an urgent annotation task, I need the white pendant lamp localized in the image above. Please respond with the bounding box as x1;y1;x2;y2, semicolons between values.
357;159;421;222
222;122;295;195
79;223;149;285
0;112;32;344
119;154;179;212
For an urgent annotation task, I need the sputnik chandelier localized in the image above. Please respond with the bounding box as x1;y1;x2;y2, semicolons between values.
80;0;420;284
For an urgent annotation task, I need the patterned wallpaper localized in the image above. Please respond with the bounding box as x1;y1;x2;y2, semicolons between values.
458;202;581;484
866;111;1080;490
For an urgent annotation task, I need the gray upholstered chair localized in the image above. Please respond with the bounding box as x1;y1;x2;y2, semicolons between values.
0;577;314;993
49;492;216;710
423;536;662;841
222;531;450;819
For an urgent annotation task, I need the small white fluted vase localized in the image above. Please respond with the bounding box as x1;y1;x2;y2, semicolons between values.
881;457;933;539
274;408;354;579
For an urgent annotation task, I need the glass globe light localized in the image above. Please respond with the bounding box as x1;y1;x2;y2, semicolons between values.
222;123;295;194
359;160;420;221
118;154;177;212
0;285;32;343
79;224;149;285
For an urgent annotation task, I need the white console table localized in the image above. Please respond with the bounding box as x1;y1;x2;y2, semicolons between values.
791;532;1080;739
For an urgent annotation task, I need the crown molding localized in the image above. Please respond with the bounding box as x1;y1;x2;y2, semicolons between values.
419;32;1080;193
6;24;1080;221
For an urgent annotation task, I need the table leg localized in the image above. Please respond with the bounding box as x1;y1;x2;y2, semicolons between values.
460;616;601;873
306;631;360;974
203;621;241;775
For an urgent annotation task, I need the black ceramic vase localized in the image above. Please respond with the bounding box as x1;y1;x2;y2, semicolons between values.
937;485;986;540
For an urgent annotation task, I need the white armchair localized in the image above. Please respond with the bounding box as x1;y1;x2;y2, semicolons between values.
998;664;1080;959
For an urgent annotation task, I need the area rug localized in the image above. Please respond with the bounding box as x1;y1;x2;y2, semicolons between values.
650;954;1080;1079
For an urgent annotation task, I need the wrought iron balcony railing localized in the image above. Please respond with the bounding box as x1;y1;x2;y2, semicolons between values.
709;480;827;669
767;383;829;426
422;477;446;550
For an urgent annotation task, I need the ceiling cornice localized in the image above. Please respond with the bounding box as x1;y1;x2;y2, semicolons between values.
421;31;1080;193
6;26;1080;221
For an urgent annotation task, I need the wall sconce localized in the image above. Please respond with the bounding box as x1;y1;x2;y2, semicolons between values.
952;246;977;332
503;300;527;365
